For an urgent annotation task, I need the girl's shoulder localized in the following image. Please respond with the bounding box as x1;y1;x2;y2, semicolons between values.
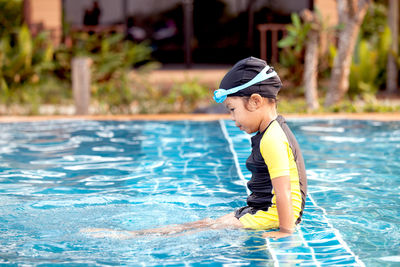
262;120;286;141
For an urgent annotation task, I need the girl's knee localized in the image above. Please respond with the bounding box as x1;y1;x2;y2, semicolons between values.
214;213;243;228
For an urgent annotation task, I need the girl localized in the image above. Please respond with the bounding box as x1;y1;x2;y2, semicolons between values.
84;57;307;239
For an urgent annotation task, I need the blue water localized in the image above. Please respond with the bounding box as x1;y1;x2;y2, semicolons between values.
0;119;399;266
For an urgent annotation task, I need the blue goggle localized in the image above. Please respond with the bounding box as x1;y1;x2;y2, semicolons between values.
213;65;277;103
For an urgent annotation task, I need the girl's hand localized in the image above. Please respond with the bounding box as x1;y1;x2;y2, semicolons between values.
262;230;292;240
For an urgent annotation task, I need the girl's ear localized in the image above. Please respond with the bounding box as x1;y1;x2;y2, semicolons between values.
247;94;263;111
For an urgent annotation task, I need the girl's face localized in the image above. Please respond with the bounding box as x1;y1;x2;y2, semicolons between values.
224;97;259;134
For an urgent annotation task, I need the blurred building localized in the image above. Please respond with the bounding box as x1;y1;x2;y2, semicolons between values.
23;0;337;64
23;0;62;45
315;0;337;26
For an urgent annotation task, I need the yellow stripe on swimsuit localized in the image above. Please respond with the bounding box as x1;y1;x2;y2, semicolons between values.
234;115;307;230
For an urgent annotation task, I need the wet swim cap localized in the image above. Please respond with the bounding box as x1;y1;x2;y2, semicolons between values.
213;57;282;103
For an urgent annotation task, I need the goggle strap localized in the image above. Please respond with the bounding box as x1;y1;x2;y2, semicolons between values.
223;68;277;96
213;65;278;103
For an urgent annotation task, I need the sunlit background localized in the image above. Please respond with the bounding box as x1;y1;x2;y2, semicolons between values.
0;0;398;115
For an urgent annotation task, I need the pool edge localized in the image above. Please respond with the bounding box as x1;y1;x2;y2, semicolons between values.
0;113;399;123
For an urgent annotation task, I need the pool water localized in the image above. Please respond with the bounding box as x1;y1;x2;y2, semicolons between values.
0;119;399;266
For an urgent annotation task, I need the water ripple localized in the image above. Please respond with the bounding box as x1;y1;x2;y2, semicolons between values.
1;119;399;266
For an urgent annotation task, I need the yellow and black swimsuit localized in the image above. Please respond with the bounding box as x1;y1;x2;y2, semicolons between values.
234;115;307;230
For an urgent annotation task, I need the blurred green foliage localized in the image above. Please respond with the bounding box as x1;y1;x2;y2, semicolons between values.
129;77;210;114
167;79;209;112
277;13;310;86
278;13;311;54
0;20;211;114
277;10;333;90
348;26;391;99
0;0;398;114
0;0;160;114
0;0;22;38
54;32;157;113
360;1;387;43
0;25;57;112
277;96;400;114
278;2;394;106
345;2;392;100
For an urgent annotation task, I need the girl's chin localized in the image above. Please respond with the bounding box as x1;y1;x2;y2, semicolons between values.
238;125;254;134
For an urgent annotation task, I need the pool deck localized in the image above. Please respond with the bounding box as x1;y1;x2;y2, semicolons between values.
0;113;399;123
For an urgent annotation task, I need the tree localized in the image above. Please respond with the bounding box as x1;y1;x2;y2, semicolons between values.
301;9;320;111
386;0;398;94
325;0;371;107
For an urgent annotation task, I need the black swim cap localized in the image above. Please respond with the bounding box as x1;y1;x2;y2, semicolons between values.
219;57;282;99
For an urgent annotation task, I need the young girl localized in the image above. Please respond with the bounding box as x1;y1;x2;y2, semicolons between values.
85;57;307;239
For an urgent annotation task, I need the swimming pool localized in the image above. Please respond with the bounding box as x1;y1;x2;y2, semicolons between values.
0;118;399;266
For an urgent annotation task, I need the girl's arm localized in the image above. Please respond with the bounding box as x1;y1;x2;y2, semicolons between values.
262;175;294;239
